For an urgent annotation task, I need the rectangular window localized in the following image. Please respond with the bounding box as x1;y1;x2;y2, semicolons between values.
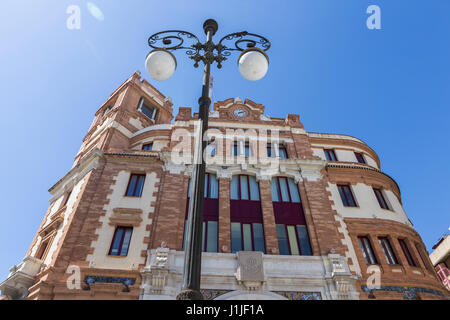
230;175;260;201
415;243;432;271
378;237;398;265
271;177;302;203
240;176;249;200
279;177;290;202
324;149;338;161
233;143;239;157
137;98;157;120
109;226;133;256
355;152;366;164
206;221;218;252
276;224;312;256
248;176;260;201
276;225;289;255
231;222;242;253
358;236;378;265
267;144;288;159
337;184;357;207
374;188;390;210
398;239;416;267
36;240;50;260
231;175;240;200
244;143;251;158
287;226;300;255
288;178;301;203
125;174;146;197
278;145;288;159
271;178;281;202
63;190;72;207
233;141;251;157
267;145;272;158
183;220;218;253
243;224;253;251
231;222;266;253
252;223;265;252
188;173;218;199
142;143;153;151
296;225;312;255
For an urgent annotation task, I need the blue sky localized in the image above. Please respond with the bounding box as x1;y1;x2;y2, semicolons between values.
0;1;449;280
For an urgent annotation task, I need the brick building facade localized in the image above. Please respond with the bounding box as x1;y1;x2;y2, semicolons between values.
1;72;447;300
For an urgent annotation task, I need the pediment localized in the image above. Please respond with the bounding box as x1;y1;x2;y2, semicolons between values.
213;98;266;122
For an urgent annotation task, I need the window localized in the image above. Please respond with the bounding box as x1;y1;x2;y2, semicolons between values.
337;185;357;207
233;141;251;157
125;174;146;197
231;222;265;253
267;143;288;159
271;177;301;203
137;97;158;121
276;224;312;255
184;173;219;252
36;239;50;260
230;175;260;201
271;177;312;256
103;105;112;116
355;152;366;164
373;188;390;210
415;243;433;271
142;143;153;151
184;221;218;253
62;190;72;207
109;226;133;256
230;175;265;253
358;236;378;265
378;237;399;265
324;149;338;161
398;239;416;267
188;172;219;200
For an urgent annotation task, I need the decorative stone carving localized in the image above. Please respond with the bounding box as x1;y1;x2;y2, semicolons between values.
327;252;358;300
152;247;170;269
109;208;143;227
235;251;265;291
141;247;171;295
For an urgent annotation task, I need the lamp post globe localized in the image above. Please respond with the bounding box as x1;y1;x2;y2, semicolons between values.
145;49;177;81
238;48;269;81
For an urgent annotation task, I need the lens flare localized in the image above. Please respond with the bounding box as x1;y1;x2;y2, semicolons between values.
87;2;104;21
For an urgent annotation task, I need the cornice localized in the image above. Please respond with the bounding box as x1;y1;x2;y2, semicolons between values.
326;163;402;202
308;134;380;168
48;148;105;199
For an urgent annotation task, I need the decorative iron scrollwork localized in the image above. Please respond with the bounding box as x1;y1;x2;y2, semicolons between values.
147;28;270;69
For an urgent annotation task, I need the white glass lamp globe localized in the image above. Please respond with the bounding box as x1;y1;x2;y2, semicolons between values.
145;49;177;81
238;48;269;81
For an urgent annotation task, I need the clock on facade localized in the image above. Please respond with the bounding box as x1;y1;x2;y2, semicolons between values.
233;109;247;118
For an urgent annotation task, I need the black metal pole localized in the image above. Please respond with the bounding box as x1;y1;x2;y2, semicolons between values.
176;19;218;301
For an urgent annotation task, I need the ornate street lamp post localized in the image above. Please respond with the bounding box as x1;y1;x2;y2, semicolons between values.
145;19;271;300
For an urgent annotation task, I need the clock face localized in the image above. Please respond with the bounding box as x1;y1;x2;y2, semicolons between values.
233;109;247;118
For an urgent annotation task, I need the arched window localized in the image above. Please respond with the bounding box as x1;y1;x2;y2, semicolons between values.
271;177;312;255
183;173;218;252
230;175;265;253
137;97;158;121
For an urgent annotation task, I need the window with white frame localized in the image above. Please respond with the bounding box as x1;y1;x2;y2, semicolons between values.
137;97;158;121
